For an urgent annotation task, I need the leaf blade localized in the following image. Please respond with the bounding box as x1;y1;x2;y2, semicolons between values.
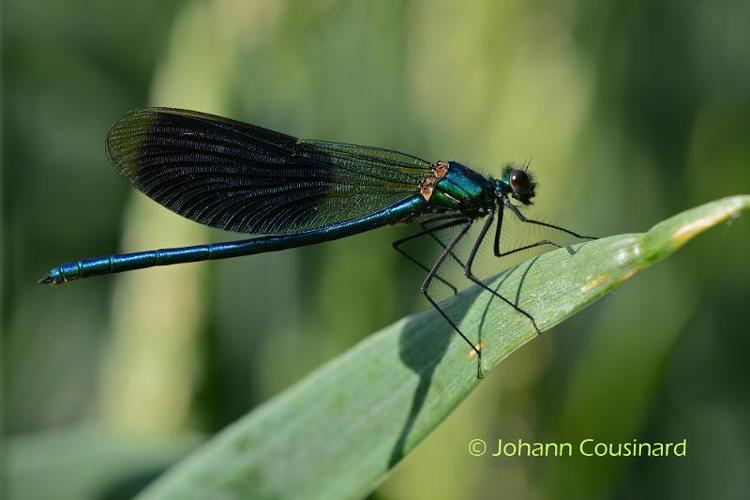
138;195;750;500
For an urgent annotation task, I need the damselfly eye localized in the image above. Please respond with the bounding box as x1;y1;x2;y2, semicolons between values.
509;170;530;193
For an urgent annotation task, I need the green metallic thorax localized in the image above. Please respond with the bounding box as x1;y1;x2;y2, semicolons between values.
430;161;495;213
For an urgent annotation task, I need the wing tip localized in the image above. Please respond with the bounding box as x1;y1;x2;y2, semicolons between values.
105;108;164;175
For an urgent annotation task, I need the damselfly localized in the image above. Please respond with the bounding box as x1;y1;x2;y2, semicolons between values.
40;108;594;372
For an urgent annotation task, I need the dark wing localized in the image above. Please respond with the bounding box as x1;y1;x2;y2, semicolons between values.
105;108;432;234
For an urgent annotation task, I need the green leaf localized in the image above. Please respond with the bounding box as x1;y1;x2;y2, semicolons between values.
137;195;750;500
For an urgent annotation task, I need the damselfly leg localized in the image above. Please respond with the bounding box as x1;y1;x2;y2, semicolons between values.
393;217;467;295
462;210;542;334
416;218;484;377
415;210;543;334
497;199;597;259
421;219;467;269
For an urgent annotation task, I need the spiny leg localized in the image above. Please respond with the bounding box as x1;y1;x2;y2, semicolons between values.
420;219;484;378
419;215;469;268
420;220;467;269
503;198;598;240
393;218;468;295
491;201;563;258
465;211;542;334
498;240;563;257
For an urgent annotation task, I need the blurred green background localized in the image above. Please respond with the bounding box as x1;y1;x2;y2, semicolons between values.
3;1;750;499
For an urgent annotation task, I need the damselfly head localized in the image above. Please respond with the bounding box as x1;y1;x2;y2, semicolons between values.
497;164;536;205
